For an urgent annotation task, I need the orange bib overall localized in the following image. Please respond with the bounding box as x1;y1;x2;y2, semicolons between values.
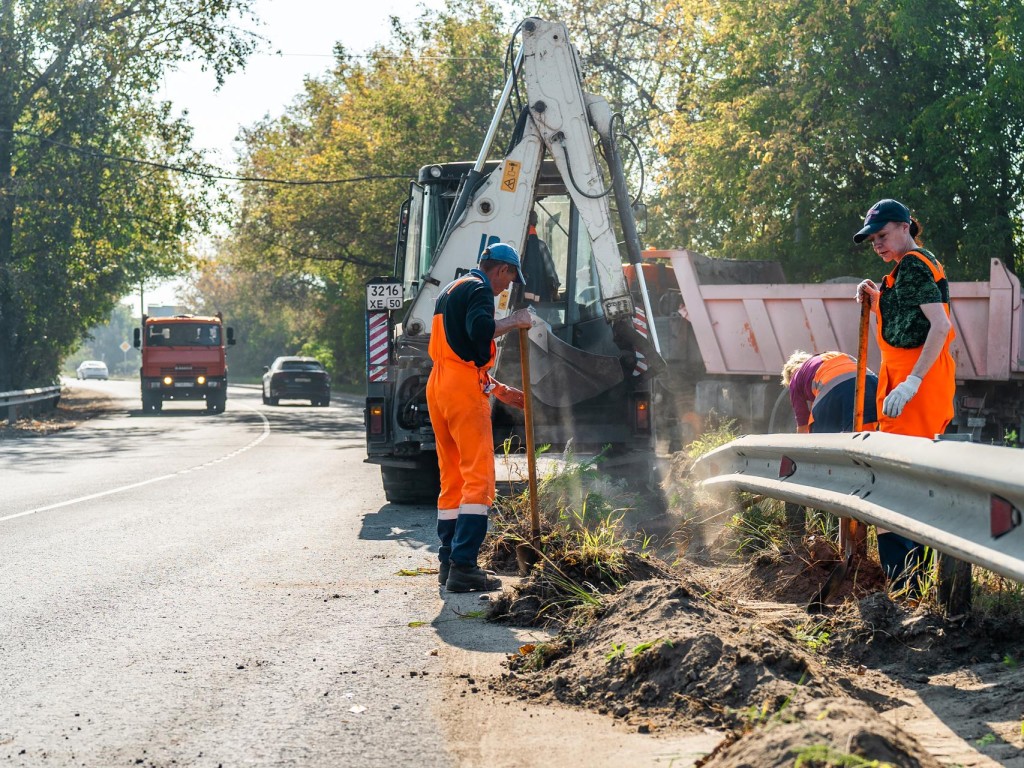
875;252;956;438
426;274;498;512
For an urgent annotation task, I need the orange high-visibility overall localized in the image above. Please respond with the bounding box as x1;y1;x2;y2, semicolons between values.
874;252;956;438
426;274;497;513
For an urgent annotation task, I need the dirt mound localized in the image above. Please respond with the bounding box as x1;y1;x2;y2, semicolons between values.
488;551;668;627
500;578;851;730
721;537;889;607
700;697;943;768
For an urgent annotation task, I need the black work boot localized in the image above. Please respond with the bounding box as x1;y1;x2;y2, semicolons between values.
445;562;502;593
438;546;452;586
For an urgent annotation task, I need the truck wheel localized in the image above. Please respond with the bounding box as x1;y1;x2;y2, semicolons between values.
207;392;227;414
381;458;440;505
268;396;279;406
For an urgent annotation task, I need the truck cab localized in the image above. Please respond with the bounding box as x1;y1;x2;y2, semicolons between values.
134;313;236;414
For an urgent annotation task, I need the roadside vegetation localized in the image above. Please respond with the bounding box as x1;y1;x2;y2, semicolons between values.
9;0;1022;393
483;421;1024;764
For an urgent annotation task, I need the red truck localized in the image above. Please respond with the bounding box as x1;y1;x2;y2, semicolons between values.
133;313;236;414
628;250;1024;447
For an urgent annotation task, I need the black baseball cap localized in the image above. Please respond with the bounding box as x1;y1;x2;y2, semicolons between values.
853;199;911;243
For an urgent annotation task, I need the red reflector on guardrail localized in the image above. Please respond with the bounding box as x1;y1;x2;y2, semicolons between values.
991;495;1022;539
779;456;796;478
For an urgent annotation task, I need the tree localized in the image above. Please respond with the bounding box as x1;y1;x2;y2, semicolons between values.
181;249;329;380
653;0;1024;281
208;0;515;385
67;303;138;377
0;0;258;390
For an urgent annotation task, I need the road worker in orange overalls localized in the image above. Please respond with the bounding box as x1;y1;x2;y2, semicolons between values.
854;199;956;594
782;350;878;433
427;243;534;592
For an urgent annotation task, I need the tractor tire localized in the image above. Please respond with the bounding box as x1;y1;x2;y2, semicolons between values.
380;458;440;505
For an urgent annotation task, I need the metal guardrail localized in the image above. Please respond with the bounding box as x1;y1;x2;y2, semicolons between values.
692;431;1024;583
0;385;62;425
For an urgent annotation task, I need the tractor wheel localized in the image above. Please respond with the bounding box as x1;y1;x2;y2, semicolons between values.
380;457;440;505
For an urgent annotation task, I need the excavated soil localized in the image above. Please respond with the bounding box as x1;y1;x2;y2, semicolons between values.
487;532;1024;766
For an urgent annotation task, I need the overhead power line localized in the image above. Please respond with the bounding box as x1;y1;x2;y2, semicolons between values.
5;128;412;186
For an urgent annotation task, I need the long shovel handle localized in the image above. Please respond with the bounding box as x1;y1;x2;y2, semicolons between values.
853;299;871;432
835;298;872;593
519;328;540;544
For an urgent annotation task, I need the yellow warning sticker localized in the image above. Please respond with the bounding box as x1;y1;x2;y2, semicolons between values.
497;290;510;310
501;161;521;193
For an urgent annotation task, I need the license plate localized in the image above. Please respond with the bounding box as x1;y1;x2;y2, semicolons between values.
174;382;194;388
366;282;403;310
294;377;311;383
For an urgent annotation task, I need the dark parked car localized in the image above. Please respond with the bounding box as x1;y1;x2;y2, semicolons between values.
262;357;331;406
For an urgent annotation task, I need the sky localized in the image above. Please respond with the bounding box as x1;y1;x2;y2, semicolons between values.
126;0;445;313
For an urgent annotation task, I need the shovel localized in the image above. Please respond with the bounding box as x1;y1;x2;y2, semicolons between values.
809;299;871;611
515;326;542;575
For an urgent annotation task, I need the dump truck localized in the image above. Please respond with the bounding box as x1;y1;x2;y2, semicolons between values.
631;249;1024;447
133;313;236;414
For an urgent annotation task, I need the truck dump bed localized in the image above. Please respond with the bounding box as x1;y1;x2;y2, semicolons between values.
648;249;1023;384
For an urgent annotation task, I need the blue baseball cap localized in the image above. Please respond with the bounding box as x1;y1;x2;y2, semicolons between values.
479;242;525;284
853;199;911;243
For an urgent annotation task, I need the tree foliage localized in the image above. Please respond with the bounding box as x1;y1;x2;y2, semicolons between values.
531;0;1024;281
191;0;1023;390
206;0;515;384
0;0;258;389
653;0;1024;280
66;303;139;377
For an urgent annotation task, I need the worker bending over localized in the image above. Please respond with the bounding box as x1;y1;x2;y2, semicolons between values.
781;351;878;433
426;243;533;593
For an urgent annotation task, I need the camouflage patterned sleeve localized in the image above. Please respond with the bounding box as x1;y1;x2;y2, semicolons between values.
895;255;942;307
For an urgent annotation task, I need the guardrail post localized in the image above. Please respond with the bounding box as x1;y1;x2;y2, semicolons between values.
936;554;972;616
784;503;805;538
7;403;16;425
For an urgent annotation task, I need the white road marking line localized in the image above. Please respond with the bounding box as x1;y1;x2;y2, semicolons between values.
1;404;271;524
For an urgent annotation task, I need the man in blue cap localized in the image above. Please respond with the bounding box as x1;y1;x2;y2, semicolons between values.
426;242;533;592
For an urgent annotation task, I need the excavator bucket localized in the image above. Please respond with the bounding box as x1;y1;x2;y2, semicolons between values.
525;325;624;407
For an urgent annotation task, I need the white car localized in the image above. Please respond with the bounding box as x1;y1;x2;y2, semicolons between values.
76;360;109;380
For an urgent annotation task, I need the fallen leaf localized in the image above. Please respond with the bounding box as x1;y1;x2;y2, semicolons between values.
519;644;536;656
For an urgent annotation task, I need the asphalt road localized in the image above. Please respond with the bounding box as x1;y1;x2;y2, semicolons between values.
0;380;464;767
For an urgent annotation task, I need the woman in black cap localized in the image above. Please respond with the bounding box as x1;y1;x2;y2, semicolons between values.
854;198;956;591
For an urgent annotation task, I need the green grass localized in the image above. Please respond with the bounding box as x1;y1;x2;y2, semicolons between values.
794;745;897;768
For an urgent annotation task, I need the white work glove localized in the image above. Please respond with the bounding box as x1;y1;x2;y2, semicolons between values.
882;375;922;418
